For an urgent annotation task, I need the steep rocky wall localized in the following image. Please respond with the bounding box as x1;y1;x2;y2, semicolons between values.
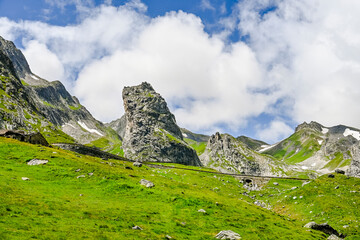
122;82;201;166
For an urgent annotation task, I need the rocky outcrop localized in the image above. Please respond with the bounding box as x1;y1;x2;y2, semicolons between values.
122;82;201;166
0;36;31;78
346;143;360;178
304;222;343;238
0;129;49;147
200;132;281;175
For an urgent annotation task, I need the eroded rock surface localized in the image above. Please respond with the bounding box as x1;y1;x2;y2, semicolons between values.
200;132;282;175
122;82;201;166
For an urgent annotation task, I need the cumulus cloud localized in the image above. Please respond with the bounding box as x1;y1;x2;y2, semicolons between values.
75;11;271;130
236;0;360;129
256;120;294;144
1;0;360;142
23;40;64;81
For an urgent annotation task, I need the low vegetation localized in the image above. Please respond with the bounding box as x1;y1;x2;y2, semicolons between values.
0;137;327;239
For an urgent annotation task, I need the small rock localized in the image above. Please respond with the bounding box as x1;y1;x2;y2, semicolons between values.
21;177;30;181
335;186;339;189
328;174;335;178
132;225;142;230
79;194;83;196
27;159;48;166
327;234;343;240
304;222;341;237
125;166;133;170
75;169;81;172
133;162;142;167
180;222;186;226
293;196;297;200
215;230;241;239
302;181;311;187
335;169;345;175
77;175;86;179
273;182;279;186
165;235;172;239
342;225;349;228
88;172;94;176
299;196;303;199
140;179;154;188
198;209;206;213
291;187;298;190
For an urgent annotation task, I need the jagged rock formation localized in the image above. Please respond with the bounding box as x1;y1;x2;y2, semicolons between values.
200;132;282;175
0;36;111;144
261;121;360;175
122;82;201;166
347;143;360;178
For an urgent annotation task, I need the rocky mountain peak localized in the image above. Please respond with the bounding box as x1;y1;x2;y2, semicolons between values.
122;82;201;166
295;121;323;133
0;36;31;78
123;81;183;140
200;132;280;175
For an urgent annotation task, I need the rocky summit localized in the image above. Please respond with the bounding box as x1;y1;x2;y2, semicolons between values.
200;132;282;175
122;82;201;166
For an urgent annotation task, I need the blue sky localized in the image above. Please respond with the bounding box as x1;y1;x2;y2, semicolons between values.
1;0;360;143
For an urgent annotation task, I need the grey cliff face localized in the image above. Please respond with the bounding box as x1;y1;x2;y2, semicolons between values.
347;143;360;178
0;36;31;78
200;132;280;175
122;82;201;166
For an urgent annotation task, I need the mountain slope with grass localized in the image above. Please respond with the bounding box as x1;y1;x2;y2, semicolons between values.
260;121;360;176
0;137;327;239
0;36;124;153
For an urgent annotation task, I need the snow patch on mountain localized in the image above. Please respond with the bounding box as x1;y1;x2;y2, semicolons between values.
343;128;360;141
322;127;329;134
77;121;103;136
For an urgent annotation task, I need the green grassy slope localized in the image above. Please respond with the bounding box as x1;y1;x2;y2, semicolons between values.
255;175;360;239
0;137;325;239
263;129;322;164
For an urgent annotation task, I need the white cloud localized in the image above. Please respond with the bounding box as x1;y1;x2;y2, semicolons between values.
256;120;294;144
1;0;360;140
74;11;272;132
22;40;64;81
236;0;360;129
200;0;215;11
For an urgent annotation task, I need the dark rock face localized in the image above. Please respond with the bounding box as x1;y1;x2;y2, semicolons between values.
200;132;281;175
0;36;31;78
0;129;49;147
122;82;201;166
304;222;343;237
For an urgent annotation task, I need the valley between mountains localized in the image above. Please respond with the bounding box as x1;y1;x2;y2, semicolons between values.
0;36;359;239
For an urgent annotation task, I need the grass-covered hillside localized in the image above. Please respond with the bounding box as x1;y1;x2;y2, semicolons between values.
0;137;327;239
254;175;360;239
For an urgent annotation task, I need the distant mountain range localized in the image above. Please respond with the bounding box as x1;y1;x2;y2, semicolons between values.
0;35;359;178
